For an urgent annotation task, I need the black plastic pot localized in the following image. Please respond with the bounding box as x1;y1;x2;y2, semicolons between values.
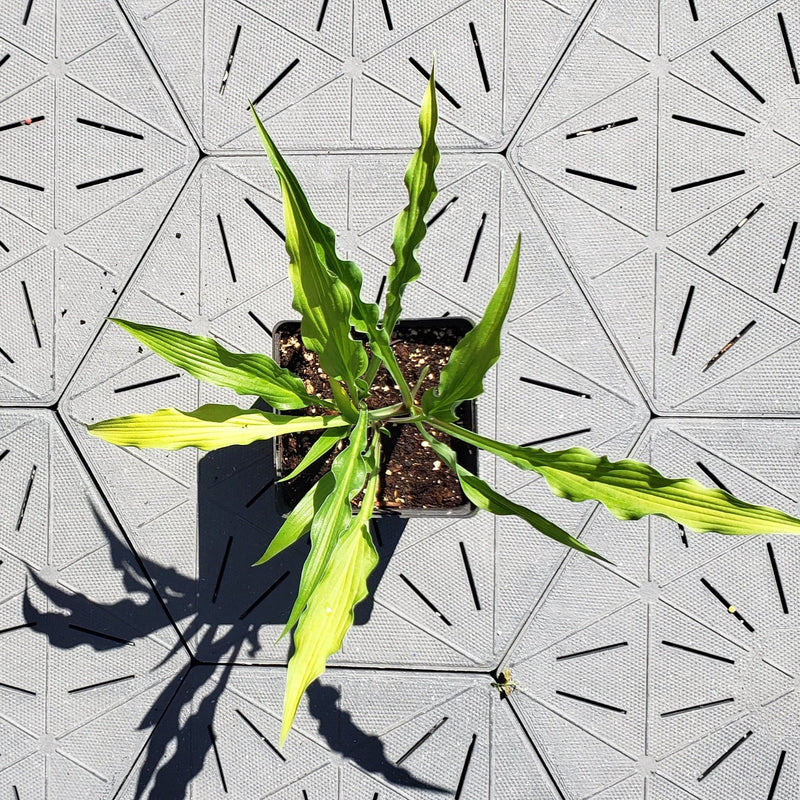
272;318;479;518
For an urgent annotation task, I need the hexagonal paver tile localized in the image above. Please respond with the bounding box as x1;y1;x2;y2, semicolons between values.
505;418;800;798
121;0;595;152
0;0;198;404
510;0;800;415
60;153;648;668
0;408;189;799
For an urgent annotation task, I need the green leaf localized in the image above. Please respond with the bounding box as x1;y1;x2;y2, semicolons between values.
383;69;440;335
281;458;379;743
87;405;348;451
254;470;336;565
417;426;607;561
422;236;519;422
251;110;367;391
433;421;800;536
251;107;413;406
277;426;348;483
110;318;328;411
281;408;370;637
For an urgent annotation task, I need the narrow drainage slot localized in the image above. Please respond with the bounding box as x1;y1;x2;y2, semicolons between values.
76;167;143;190
773;220;797;293
767;542;789;614
711;51;765;103
708;202;764;256
702;320;755;372
216;214;237;282
244;197;285;240
399;574;451;626
556;641;627;661
251;59;299;108
701;577;754;631
68;624;132;646
469;22;490;92
520;376;590;399
427;196;458;227
114;373;181;393
245;478;275;509
698;730;752;781
68;674;135;694
219;24;241;94
248;310;272;338
671;285;694;355
661;640;734;664
778;13;799;85
565;116;637;139
396;716;449;765
21;280;40;348
208;725;228;794
239;571;290;620
555;690;626;713
408;57;461;108
235;709;285;761
212;536;234;604
15;464;36;532
459;541;481;611
671;169;745;193
565;167;636;190
671;114;744;136
661;697;735;718
463;211;486;282
0;115;44;132
76;117;142;139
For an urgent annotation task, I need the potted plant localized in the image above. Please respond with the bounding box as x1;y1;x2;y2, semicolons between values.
86;70;800;745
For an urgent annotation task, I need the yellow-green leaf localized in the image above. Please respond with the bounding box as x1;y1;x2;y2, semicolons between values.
254;471;335;565
110;318;328;411
277;427;348;483
434;421;800;536
418;425;607;561
251;107;412;406
422;236;519;422
383;68;440;336
281;434;380;743
251;109;367;391
281;408;369;637
87;405;348;451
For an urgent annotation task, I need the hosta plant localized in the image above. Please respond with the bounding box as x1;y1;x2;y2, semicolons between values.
88;71;800;744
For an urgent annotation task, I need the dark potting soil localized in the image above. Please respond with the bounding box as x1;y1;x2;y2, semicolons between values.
277;321;474;512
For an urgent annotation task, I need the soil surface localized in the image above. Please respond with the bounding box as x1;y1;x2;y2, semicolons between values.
276;320;476;512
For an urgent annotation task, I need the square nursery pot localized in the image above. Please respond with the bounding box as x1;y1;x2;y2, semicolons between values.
273;318;479;518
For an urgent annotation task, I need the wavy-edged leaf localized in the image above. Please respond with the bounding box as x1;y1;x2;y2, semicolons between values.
87;405;348;451
254;470;336;565
281;409;370;637
418;426;607;561
422;236;519;422
110;318;327;411
251;110;367;389
434;421;800;536
251;108;411;403
278;427;349;483
281;451;379;743
383;69;440;335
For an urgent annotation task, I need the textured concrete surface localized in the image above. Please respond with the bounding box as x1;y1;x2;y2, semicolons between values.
2;0;800;798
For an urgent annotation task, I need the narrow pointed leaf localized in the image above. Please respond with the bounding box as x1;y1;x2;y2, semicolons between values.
434;421;800;536
281;409;369;637
422;236;519;421
418;426;607;561
251;110;367;388
281;437;380;743
88;405;347;451
254;471;336;565
383;70;440;335
278;427;349;483
251;107;410;403
110;318;327;410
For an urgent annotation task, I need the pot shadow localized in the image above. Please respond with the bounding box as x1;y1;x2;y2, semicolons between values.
20;436;445;798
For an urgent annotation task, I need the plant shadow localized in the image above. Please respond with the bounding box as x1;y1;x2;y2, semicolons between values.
21;436;445;798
